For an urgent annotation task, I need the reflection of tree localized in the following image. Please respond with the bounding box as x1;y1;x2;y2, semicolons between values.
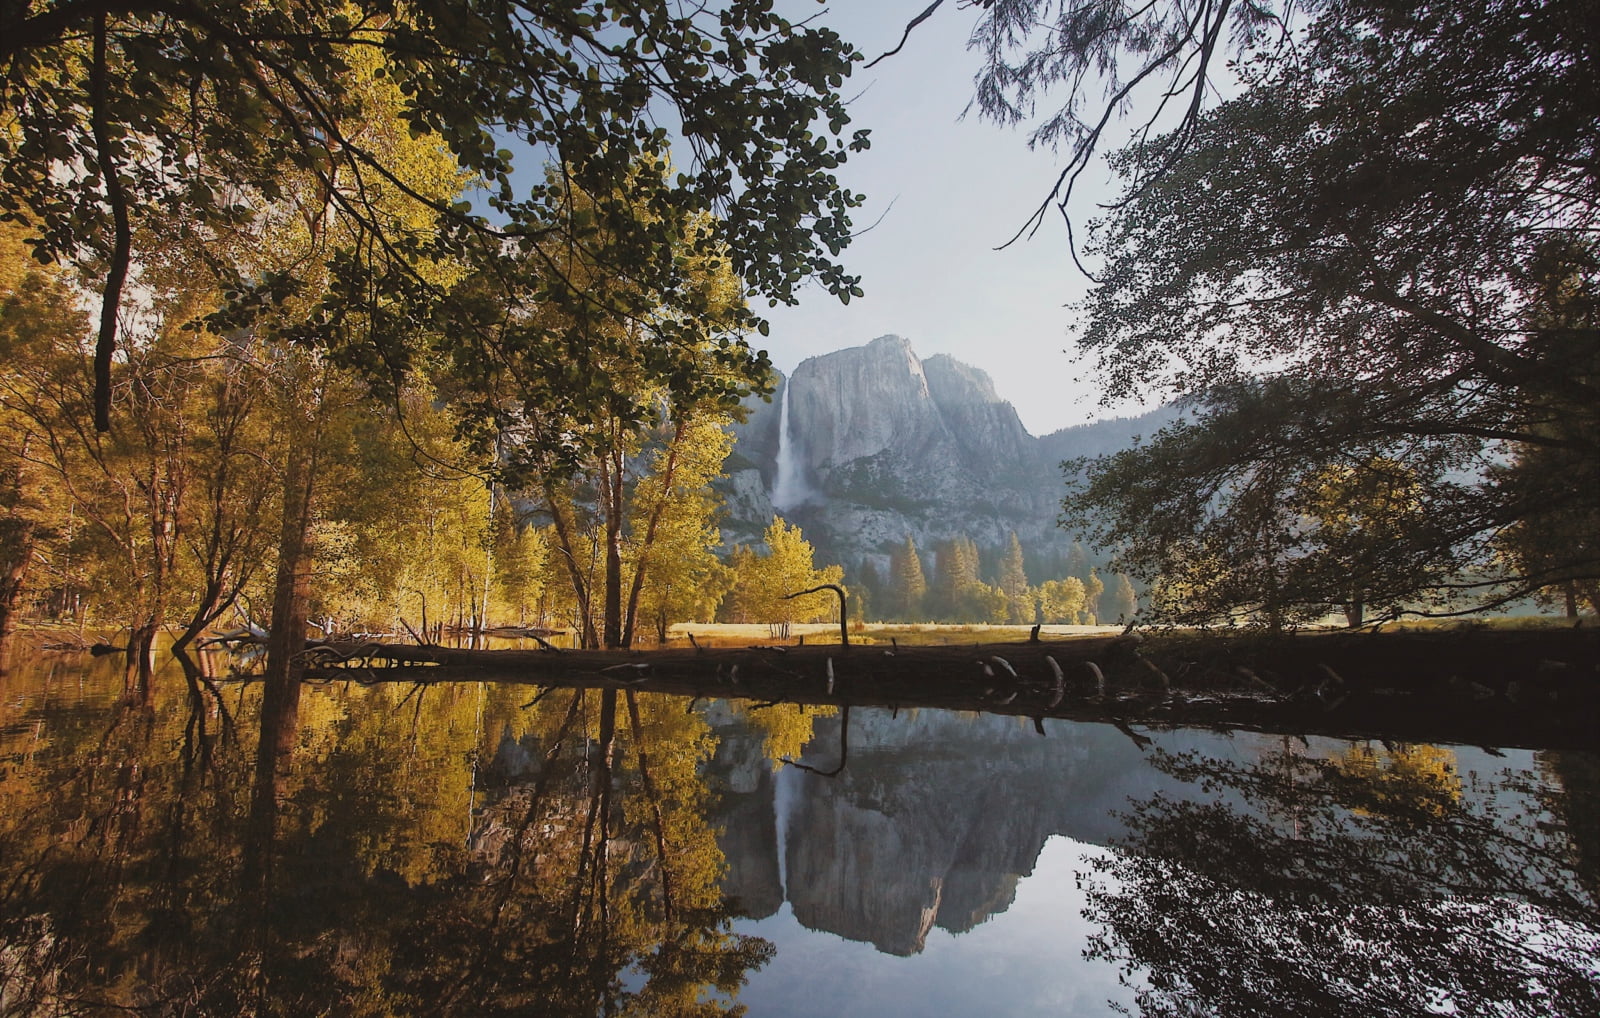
735;700;837;768
1541;751;1600;908
1083;741;1600;1018
0;660;769;1015
416;688;768;1017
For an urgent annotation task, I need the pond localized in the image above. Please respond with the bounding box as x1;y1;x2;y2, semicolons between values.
1;646;1596;1016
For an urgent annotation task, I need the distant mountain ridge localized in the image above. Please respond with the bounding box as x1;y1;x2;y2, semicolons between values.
717;335;1175;570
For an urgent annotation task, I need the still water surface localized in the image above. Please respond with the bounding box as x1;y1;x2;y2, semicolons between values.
1;648;1595;1016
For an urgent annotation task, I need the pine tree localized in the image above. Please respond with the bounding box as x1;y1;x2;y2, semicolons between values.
892;535;927;622
930;535;979;621
998;532;1031;624
1066;540;1091;582
854;559;885;623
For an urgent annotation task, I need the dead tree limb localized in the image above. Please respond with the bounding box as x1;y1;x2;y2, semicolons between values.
782;584;849;649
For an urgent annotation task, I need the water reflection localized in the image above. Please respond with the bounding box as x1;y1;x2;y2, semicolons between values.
0;649;1595;1017
1080;740;1600;1018
0;653;769;1015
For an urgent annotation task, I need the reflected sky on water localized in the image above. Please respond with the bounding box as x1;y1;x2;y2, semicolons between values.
1;645;1595;1016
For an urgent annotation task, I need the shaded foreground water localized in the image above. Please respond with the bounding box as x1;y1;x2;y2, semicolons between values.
1;646;1596;1016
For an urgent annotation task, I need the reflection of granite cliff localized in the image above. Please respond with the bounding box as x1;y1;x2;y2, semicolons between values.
704;708;1209;956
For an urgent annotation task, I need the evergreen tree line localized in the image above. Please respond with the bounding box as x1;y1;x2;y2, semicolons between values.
849;532;1139;626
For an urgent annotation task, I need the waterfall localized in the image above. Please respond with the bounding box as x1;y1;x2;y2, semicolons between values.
771;379;806;511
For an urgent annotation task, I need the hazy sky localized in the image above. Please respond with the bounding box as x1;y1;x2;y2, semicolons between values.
761;3;1150;436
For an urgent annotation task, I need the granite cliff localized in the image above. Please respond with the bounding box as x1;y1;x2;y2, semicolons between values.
718;334;1175;570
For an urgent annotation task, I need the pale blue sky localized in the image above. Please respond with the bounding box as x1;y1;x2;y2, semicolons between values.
762;3;1149;436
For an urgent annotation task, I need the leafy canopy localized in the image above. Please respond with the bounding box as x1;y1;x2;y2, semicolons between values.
1;0;869;428
1038;0;1599;621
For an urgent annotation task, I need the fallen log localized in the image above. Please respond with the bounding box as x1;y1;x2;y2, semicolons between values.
301;628;1600;751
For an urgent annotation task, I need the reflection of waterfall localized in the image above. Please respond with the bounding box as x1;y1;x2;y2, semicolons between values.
771;380;806;511
775;765;796;900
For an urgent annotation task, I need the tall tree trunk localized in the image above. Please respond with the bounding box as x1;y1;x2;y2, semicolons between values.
622;420;686;648
262;433;316;749
1;434;37;671
601;449;624;649
545;483;598;648
132;479;178;689
479;457;497;640
127;620;159;699
0;521;33;658
1344;597;1364;628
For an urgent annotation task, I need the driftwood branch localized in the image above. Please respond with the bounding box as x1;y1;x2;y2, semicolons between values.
782;584;849;648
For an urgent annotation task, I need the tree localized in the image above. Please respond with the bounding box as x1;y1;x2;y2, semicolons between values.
996;531;1031;624
311;378;499;636
1107;573;1138;624
0;224;82;655
2;0;868;433
0;220;288;674
852;558;885;623
491;506;546;627
1065;540;1090;583
962;581;1011;625
1035;576;1086;625
1492;243;1600;617
1081;568;1103;626
536;407;742;649
1293;458;1432;627
928;534;979;621
1048;2;1599;621
628;416;739;645
502;172;755;648
890;535;927;622
720;517;843;631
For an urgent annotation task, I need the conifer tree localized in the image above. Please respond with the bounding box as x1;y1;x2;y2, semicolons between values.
1066;541;1091;583
929;535;979;621
853;559;885;623
998;532;1031;624
892;535;927;622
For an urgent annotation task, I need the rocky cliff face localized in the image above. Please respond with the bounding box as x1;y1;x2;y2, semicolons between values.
717;335;1174;565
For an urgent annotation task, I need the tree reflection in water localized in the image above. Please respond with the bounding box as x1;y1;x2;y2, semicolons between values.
0;657;770;1016
1082;738;1600;1018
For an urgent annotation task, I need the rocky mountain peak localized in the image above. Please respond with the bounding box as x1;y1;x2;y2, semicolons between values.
922;353;1003;406
785;335;941;472
717;336;1171;567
